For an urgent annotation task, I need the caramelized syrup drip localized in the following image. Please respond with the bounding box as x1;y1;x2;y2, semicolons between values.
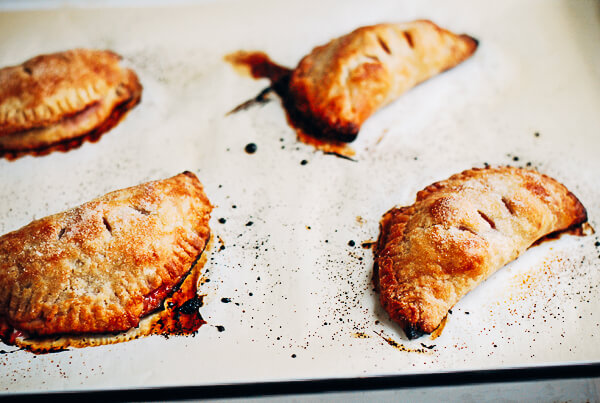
531;222;594;247
429;316;447;340
361;241;376;249
225;51;355;158
225;51;289;82
0;92;141;161
147;256;207;336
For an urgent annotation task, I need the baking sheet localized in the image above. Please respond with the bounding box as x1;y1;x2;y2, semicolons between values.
1;0;599;394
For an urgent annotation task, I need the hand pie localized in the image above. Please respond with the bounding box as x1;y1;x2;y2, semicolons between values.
0;172;212;352
0;49;142;160
375;167;587;339
288;21;478;142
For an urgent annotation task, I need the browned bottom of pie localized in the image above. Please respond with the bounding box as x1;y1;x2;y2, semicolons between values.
0;84;141;161
0;49;144;160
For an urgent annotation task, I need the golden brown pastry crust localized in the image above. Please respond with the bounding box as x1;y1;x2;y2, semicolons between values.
375;166;587;338
288;21;478;142
0;244;210;354
0;49;142;158
0;172;212;337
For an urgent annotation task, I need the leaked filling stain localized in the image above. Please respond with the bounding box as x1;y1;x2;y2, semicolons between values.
531;221;594;247
147;249;209;337
225;51;355;159
373;330;431;353
429;316;447;340
0;237;211;354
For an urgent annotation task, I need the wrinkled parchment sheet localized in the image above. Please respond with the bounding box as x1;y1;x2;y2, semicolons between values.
0;0;599;394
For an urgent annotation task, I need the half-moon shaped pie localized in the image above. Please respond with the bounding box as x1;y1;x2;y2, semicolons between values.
288;20;478;142
375;166;587;339
0;49;142;160
0;172;212;352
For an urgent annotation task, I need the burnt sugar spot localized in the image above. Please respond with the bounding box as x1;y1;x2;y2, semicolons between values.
352;332;370;339
176;295;203;315
225;51;355;159
147;256;208;337
244;143;257;154
227;87;273;115
0;348;24;355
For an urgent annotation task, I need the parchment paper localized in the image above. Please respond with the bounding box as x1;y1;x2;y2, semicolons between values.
1;0;599;394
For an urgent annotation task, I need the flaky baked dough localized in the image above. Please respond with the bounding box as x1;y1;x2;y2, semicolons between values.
289;21;478;142
375;167;587;339
0;49;142;157
0;172;212;337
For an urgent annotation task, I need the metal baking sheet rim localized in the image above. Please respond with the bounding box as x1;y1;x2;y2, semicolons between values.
9;362;600;399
